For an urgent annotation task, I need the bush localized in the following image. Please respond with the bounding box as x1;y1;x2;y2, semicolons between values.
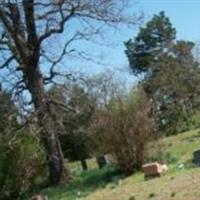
146;139;166;163
0;130;46;200
176;111;200;133
90;88;156;175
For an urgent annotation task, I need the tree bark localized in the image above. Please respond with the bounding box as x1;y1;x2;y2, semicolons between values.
25;66;70;185
80;159;88;171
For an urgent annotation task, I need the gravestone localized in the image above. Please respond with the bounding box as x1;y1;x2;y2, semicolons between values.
193;149;200;166
30;194;47;200
96;156;107;169
142;162;168;179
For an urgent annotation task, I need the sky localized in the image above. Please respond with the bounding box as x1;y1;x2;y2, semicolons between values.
139;0;200;41
2;0;200;91
68;0;200;87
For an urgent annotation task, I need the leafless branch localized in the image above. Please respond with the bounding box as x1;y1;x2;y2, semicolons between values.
0;55;14;69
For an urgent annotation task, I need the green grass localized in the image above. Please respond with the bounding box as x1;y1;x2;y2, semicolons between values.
163;130;200;166
25;165;124;200
26;129;200;200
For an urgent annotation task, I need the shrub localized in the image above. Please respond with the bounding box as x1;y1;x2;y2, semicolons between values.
90;88;156;175
0;130;46;200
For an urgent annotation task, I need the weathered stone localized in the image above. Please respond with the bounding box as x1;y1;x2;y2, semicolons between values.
142;162;168;178
193;149;200;165
162;164;168;172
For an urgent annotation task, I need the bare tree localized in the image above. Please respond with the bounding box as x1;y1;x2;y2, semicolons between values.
0;0;140;185
90;87;156;175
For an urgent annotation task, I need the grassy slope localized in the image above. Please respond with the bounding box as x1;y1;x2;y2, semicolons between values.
35;129;200;200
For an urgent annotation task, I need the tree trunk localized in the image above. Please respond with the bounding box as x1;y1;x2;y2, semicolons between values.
96;155;107;169
25;66;70;185
80;159;88;171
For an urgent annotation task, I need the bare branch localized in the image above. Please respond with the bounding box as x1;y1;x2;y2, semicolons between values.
38;4;77;44
0;55;14;69
23;0;38;44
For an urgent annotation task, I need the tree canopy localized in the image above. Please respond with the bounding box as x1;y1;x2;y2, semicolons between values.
125;11;176;75
125;11;200;135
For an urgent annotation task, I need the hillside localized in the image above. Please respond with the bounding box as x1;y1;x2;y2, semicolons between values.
30;129;200;200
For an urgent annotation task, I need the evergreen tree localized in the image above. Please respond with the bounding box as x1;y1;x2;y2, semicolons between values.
125;11;176;75
125;12;200;135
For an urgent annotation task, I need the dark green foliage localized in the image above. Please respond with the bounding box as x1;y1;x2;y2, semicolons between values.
49;84;95;166
125;11;176;75
0;132;46;200
61;85;94;164
60;130;91;163
143;41;200;135
125;11;200;135
0;88;46;199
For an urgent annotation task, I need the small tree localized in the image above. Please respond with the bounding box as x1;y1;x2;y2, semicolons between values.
125;11;176;75
49;84;95;171
90;88;156;175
